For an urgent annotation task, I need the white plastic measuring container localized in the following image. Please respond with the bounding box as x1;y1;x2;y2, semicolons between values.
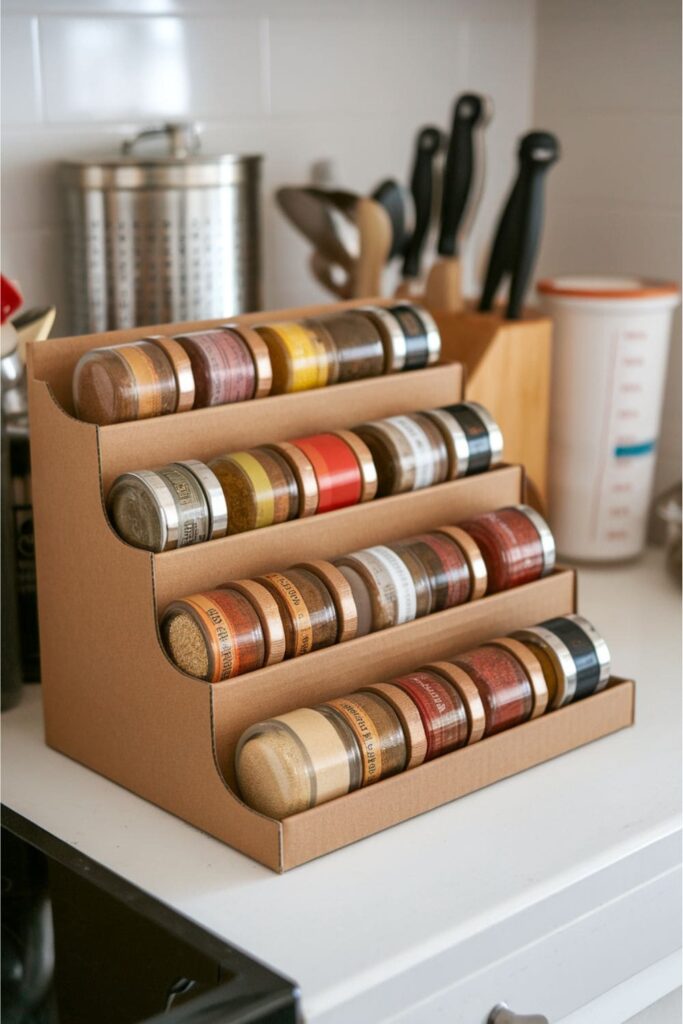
538;276;680;562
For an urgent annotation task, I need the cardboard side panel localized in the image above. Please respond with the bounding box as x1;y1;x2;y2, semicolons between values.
154;465;522;608
97;363;463;487
28;378;283;870
212;570;576;788
280;680;635;870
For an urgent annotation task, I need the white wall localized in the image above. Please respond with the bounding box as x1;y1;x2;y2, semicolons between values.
535;0;682;514
0;0;537;336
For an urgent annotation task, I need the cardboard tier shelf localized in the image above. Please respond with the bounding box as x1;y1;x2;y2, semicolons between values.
28;299;635;872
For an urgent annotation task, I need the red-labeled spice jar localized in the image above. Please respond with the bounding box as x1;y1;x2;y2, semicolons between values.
452;644;534;735
393;670;468;759
291;432;370;513
459;504;556;593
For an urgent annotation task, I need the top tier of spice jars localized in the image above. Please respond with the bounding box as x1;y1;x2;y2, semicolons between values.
72;303;440;425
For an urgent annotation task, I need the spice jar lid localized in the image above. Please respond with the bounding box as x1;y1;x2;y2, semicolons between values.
512;626;577;708
146;335;196;411
220;579;286;665
566;613;611;691
422;661;486;744
294;560;358;643
487;637;549;718
108;469;180;551
174;459;228;538
221;323;273;399
360;682;428;768
73;341;178;425
329;429;378;502
357;305;407;372
434;525;488;599
263;441;319;518
421;408;470;478
517;504;556;575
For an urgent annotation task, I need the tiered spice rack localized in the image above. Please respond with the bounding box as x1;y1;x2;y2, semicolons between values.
28;299;634;872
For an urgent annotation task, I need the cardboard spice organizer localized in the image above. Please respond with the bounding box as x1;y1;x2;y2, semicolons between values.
28;298;635;873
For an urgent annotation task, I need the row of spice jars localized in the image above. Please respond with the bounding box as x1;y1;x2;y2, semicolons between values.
72;303;441;425
107;400;503;551
161;504;556;682
234;612;612;819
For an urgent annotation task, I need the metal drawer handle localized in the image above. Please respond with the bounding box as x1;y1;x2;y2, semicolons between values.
488;1003;549;1024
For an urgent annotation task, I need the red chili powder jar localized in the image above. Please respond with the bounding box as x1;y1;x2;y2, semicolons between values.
392;670;468;760
452;645;533;735
458;504;556;593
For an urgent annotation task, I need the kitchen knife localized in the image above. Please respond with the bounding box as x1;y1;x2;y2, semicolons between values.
276;186;354;270
372;179;413;261
398;126;442;294
425;93;492;311
478;130;560;319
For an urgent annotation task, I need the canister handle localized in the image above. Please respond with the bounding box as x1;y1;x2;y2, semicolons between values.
122;123;201;159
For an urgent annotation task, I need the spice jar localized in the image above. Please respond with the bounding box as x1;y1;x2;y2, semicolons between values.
175;327;258;407
335;545;418;630
383;303;441;369
107;460;227;551
393;670;469;759
209;446;299;534
452;645;534;735
311;311;385;382
235;708;358;819
263;441;319;518
257;568;338;658
487;637;549;718
422;662;486;745
510;624;577;709
294;561;358;643
459;504;556;593
425;401;504;477
162;586;267;682
253;321;329;393
335;563;374;637
290;432;375;513
360;682;428;768
72;337;192;425
391;528;480;613
220;323;273;398
536;614;611;703
354;413;449;496
321;691;407;785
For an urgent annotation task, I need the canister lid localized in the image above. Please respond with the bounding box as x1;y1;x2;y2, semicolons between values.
61;122;261;189
537;276;679;301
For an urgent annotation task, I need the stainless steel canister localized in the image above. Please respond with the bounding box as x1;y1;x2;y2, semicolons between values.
61;123;261;333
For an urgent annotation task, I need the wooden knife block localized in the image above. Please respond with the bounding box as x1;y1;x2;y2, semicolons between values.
432;306;552;510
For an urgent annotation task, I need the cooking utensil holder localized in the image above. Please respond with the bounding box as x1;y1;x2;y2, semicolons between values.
28;299;633;872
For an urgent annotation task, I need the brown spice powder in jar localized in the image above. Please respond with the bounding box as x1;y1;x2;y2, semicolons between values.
335;563;374;637
453;645;534;735
262;441;319;518
323;691;406;785
302;318;341;385
353;419;417;496
220;579;287;666
146;335;196;412
401;532;472;611
220;323;273;399
108;470;179;551
162;588;266;682
258;569;338;657
175;328;256;407
294;560;358;642
360;682;428;769
315;311;385;382
73;340;178;425
209;448;296;535
387;542;433;618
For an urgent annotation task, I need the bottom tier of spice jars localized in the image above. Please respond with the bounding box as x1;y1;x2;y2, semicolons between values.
235;612;611;819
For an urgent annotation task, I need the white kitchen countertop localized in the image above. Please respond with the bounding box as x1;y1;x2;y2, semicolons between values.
2;549;681;1022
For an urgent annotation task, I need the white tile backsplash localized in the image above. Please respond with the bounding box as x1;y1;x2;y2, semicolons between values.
40;15;266;122
1;16;42;125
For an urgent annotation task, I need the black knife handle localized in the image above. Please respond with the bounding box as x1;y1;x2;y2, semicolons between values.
506;132;559;319
479;130;559;314
438;93;488;258
402;126;442;280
